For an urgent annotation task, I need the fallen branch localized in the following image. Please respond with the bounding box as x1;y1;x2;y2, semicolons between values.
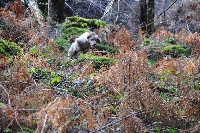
0;83;10;105
93;50;109;54
91;111;145;132
41;114;48;133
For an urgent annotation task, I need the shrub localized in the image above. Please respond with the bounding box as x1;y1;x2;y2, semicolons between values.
161;44;191;57
28;67;60;85
150;37;191;58
0;39;22;57
54;38;70;52
142;36;150;46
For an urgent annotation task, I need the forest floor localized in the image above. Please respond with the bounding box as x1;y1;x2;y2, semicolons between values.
0;1;200;133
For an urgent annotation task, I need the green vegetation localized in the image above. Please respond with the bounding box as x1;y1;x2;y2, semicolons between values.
151;121;179;133
65;16;106;29
0;102;5;107
142;36;150;46
1;2;200;132
29;45;52;56
28;67;60;85
51;76;61;85
61;27;89;40
96;43;118;54
161;44;191;57
165;37;176;44
0;39;22;57
54;38;69;52
61;16;105;40
5;128;12;133
17;126;35;133
79;53;116;68
161;37;191;57
148;59;156;65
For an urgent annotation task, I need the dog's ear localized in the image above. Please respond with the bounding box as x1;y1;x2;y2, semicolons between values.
76;39;81;44
76;36;88;44
87;32;95;39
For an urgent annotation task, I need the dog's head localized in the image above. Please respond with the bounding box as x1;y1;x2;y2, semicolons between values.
87;32;101;48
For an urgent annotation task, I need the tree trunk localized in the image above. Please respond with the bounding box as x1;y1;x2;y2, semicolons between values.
140;0;154;36
37;0;48;16
48;0;66;24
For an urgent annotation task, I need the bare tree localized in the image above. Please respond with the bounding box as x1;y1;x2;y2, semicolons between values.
140;0;155;36
48;0;66;24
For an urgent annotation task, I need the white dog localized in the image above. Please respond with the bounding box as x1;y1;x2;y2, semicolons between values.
68;32;101;60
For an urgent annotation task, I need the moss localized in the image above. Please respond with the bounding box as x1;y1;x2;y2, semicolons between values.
61;16;106;39
0;39;22;57
161;44;191;57
61;27;89;40
62;16;106;33
157;37;191;58
79;53;116;68
65;16;106;29
96;43;118;54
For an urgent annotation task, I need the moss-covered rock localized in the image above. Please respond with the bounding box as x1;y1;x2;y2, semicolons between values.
0;39;22;57
64;16;106;29
61;16;106;40
79;53;116;68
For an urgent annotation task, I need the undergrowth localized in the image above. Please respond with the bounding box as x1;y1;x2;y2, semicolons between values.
0;39;22;57
0;1;200;133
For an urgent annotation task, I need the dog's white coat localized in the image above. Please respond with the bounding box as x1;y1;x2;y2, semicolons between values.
68;32;100;60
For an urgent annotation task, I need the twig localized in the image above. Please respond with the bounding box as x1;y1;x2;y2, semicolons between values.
91;111;144;132
5;119;15;132
186;20;191;33
15;111;24;133
93;50;109;54
0;83;10;105
65;2;78;15
17;108;39;111
41;114;48;133
121;0;136;14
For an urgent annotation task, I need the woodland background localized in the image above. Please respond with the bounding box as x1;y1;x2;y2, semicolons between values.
0;0;200;132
